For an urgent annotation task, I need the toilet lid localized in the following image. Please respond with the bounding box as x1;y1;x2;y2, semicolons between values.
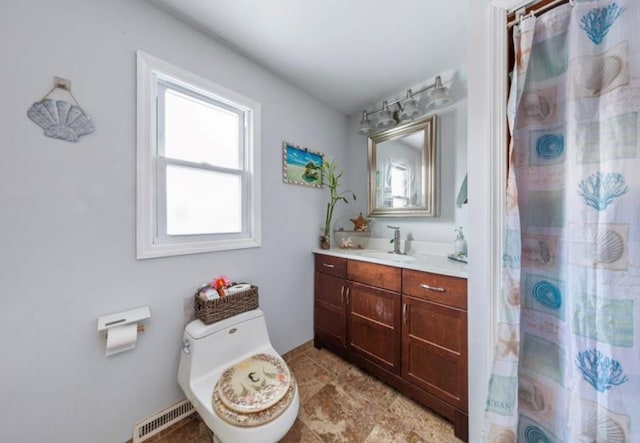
216;353;292;413
212;377;296;428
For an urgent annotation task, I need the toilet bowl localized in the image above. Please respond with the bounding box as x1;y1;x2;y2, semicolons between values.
178;309;299;443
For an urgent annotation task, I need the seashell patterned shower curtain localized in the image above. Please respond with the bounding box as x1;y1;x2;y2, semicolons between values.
484;1;639;442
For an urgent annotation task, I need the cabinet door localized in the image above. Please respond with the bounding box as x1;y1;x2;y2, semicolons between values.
314;271;347;350
347;281;401;374
402;295;468;411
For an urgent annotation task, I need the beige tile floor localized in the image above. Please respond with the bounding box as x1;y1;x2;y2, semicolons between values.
146;343;462;443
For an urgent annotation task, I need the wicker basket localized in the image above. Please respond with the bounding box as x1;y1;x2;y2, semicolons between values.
194;285;259;325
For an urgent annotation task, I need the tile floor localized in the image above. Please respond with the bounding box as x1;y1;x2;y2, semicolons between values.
146;343;462;443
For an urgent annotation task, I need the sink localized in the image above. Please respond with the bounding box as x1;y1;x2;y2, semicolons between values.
358;251;417;263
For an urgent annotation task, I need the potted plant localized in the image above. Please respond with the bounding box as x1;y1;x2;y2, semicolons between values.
321;159;356;249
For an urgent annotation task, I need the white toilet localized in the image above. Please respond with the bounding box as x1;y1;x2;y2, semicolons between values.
178;309;299;443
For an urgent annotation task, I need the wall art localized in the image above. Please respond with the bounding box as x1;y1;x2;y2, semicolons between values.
282;141;324;188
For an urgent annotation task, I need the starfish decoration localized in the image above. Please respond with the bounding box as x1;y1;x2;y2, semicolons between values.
350;212;369;232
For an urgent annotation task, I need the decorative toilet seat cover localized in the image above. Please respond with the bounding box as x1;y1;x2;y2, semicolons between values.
216;353;292;413
212;378;296;428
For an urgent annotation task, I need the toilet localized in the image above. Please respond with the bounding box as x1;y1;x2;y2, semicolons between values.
178;309;300;443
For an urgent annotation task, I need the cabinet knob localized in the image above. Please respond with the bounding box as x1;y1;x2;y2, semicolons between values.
420;283;446;293
340;286;345;303
322;263;335;268
402;303;407;325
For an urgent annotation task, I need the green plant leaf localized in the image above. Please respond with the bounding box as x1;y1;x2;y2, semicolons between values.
322;158;357;236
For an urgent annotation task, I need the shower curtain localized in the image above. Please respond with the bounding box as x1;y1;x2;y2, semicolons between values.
485;1;639;441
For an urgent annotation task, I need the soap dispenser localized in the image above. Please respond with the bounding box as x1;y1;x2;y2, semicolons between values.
454;227;467;256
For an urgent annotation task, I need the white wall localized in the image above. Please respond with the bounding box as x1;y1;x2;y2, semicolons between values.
0;1;348;442
467;0;494;441
345;68;469;247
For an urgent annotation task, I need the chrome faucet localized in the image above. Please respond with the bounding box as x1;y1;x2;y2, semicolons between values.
387;225;404;254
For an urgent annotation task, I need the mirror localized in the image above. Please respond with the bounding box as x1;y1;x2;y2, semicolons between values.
367;115;437;217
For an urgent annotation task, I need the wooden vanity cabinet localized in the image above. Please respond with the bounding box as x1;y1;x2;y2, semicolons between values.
313;254;468;441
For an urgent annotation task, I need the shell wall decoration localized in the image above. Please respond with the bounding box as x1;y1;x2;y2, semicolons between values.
27;99;94;142
27;77;94;142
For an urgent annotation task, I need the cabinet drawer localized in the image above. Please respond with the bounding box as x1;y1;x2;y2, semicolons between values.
402;269;467;310
315;254;347;278
347;260;401;292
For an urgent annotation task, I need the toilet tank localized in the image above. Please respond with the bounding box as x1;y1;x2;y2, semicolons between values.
179;309;273;382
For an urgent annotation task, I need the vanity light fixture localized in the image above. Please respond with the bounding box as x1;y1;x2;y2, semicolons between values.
376;101;396;130
398;89;420;121
426;76;452;108
357;75;451;135
358;111;374;135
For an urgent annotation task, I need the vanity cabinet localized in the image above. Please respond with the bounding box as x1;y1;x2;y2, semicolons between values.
314;253;468;442
346;260;402;375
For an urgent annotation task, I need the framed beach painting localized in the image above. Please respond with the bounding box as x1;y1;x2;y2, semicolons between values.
282;141;324;188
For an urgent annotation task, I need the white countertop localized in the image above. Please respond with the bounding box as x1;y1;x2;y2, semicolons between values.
313;248;468;279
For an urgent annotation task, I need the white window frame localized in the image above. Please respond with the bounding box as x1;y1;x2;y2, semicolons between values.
136;50;261;259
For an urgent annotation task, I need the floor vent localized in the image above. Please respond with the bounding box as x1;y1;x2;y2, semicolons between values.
132;399;195;442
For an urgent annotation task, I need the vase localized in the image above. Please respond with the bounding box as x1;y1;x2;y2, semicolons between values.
320;234;331;249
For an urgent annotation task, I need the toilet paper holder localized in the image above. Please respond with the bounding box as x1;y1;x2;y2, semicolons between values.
98;306;151;332
97;306;151;356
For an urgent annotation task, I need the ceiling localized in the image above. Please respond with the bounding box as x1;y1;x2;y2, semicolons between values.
149;0;468;115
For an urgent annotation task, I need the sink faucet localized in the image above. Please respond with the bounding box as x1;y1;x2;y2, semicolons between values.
387;225;404;254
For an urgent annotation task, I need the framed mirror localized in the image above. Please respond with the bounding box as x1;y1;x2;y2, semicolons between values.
367;115;437;217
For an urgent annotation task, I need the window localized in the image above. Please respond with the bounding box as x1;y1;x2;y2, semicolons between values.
390;163;410;207
136;51;261;259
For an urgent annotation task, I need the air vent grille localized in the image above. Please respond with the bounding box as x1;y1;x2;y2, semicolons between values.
132;399;195;442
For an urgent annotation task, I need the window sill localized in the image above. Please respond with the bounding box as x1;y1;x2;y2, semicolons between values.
136;237;261;259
